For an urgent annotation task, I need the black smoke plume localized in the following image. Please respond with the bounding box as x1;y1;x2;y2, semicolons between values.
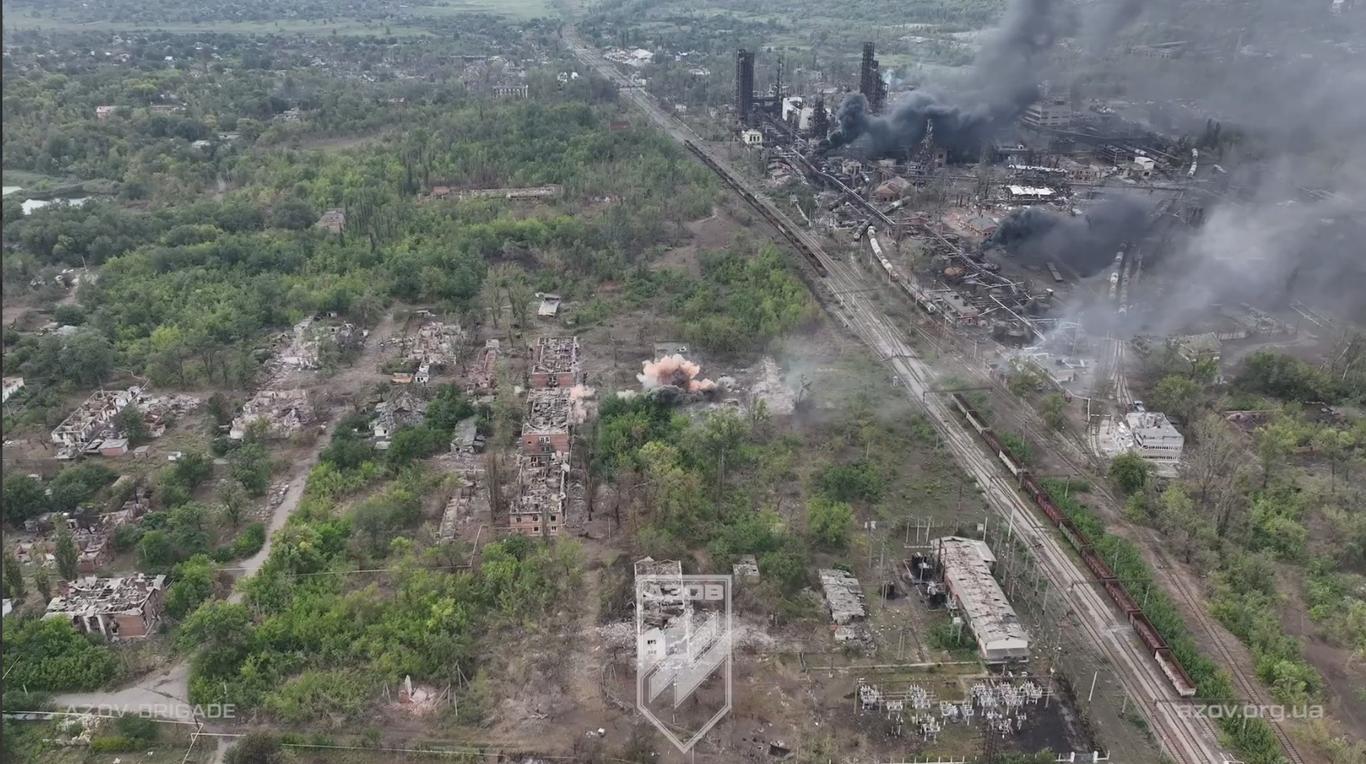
989;198;1152;276
822;0;1075;159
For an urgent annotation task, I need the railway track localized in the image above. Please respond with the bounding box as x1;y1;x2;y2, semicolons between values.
1147;535;1310;764
565;28;1230;762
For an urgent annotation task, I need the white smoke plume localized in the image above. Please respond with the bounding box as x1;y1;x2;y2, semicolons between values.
637;354;718;393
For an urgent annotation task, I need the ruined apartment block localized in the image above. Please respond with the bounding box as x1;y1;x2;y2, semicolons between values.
529;336;580;388
509;450;567;537
520;389;573;456
45;574;166;640
229;389;313;440
51;386;141;459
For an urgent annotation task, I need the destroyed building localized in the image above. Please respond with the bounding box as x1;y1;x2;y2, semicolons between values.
373;390;428;441
229;389;313;440
45;574;166;640
507;386;577;537
471;339;500;392
818;568;873;647
634;557;685;629
51;387;141;459
934;537;1029;664
509;450;567;537
278;318;364;370
520;389;573;456
450;416;482;454
2;376;24;403
392;316;463;369
316;208;345;233
529;336;581;388
733;555;760;582
439;472;486;541
1124;411;1185;466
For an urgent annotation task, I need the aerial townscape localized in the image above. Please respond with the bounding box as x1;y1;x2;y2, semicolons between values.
2;0;1365;762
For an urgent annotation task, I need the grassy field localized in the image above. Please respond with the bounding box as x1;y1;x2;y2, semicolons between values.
1;170;76;193
408;0;555;20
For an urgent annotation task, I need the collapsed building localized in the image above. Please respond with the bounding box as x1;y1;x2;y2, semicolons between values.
635;557;685;629
470;339;500;393
509;388;574;537
389;313;463;371
520;389;573;456
529;336;581;388
15;488;151;575
277;317;363;371
1124;411;1185;467
818;568;872;647
51;387;141;459
933;537;1029;664
372;390;428;442
45;574;166;640
2;376;24;403
229;389;313;440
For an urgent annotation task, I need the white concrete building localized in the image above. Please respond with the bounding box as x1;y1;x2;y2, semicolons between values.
935;537;1029;664
1125;411;1184;465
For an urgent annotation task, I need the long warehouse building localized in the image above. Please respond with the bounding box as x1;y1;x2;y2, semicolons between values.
935;536;1030;663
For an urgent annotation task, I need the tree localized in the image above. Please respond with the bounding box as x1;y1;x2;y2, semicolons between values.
1109;452;1150;494
1040;393;1067;431
54;527;79;581
231;441;272;497
1150;375;1202;423
47;463;117;513
807;498;854;549
225;732;284;764
59;330;114;386
3;473;49;524
138;530;176;572
1183;414;1247;535
1256;417;1301;488
385;426;442;467
166;555;216;619
3;552;25;600
0;618;118;691
33;566;52;603
269;197;318;230
115;404;150;446
1311;427;1355;494
206;393;234;427
218;480;249;527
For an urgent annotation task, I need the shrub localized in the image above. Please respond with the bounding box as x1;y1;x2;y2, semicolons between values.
90;735;137;752
1108;452;1150;494
231;523;267;558
114;714;158;743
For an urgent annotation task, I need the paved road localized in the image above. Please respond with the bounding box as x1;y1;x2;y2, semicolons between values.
565;29;1231;764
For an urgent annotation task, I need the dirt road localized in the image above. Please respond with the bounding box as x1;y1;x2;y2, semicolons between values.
50;311;400;720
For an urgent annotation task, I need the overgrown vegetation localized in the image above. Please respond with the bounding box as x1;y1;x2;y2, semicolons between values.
1040;478;1288;764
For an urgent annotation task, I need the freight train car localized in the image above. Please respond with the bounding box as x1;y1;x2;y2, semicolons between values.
947;392;1198;698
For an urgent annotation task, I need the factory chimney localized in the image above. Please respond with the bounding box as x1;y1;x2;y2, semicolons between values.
736;48;755;124
859;42;887;113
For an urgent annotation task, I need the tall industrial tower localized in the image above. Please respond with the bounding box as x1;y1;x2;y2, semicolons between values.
735;49;755;124
859;42;887;113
